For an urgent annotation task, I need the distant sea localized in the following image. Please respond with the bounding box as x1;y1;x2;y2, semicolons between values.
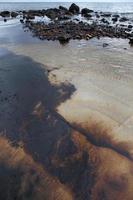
0;2;133;14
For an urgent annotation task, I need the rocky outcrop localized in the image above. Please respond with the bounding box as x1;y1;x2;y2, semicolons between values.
69;3;80;14
0;4;132;43
0;11;10;17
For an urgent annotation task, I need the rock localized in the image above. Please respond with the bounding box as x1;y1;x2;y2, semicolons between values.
27;10;45;17
86;34;92;40
0;11;10;17
96;14;100;18
20;19;24;23
83;13;92;18
103;43;109;47
101;13;111;17
45;8;59;20
4;18;7;22
11;12;18;18
112;17;118;23
112;14;120;18
59;6;68;12
26;15;35;20
69;3;80;14
101;18;109;24
129;37;133;45
58;34;71;44
58;15;71;21
128;25;132;29
81;8;93;16
119;17;128;22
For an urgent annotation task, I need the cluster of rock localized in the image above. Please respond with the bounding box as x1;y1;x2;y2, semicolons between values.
1;3;133;44
25;20;132;44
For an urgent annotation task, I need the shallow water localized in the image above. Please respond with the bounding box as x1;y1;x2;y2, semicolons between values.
0;15;133;199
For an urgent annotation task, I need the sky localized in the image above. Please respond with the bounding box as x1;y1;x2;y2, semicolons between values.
0;0;131;2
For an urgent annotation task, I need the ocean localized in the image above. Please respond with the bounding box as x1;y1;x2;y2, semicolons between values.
0;2;133;14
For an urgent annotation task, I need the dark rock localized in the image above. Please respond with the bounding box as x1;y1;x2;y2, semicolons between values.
128;25;132;29
27;10;45;17
4;18;7;22
45;8;59;20
58;15;71;21
112;17;118;23
103;43;109;47
59;6;68;12
112;14;120;18
129;37;133;45
74;18;80;22
119;17;128;22
96;14;100;18
69;3;80;14
83;13;92;18
11;12;18;18
58;34;71;44
26;15;35;20
0;11;10;17
101;13;111;17
81;8;93;16
20;19;24;23
101;18;109;24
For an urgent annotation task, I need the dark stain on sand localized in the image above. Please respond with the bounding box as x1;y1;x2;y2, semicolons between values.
0;48;75;139
0;48;133;200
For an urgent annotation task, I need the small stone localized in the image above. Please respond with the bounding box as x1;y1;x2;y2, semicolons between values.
103;43;109;47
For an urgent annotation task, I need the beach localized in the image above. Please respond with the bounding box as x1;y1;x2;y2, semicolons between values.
0;2;133;200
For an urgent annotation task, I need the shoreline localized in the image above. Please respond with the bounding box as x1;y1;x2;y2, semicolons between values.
0;3;133;44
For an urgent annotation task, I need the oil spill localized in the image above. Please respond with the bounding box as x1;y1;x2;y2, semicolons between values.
0;48;133;199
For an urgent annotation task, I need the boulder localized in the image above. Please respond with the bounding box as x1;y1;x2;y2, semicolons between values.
69;3;80;14
129;37;133;45
58;34;71;44
0;11;10;17
96;14;100;18
59;6;68;12
119;17;128;22
11;12;18;18
128;25;132;29
20;19;24;23
83;13;92;18
112;17;118;23
45;8;59;20
103;43;109;47
26;15;35;20
27;10;45;17
101;18;109;24
81;8;93;16
112;14;120;18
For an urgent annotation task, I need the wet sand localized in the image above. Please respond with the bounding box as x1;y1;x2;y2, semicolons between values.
0;20;133;199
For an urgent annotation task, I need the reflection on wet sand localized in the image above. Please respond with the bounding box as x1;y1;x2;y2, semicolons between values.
0;48;132;199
